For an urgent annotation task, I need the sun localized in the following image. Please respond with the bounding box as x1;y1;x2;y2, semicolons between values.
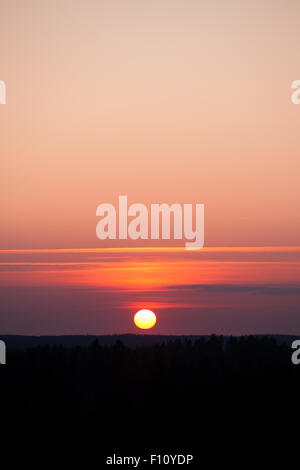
134;309;157;330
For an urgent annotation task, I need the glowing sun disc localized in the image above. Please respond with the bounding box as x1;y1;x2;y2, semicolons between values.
134;309;157;329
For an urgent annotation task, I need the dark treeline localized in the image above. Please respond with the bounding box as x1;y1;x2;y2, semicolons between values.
0;335;299;462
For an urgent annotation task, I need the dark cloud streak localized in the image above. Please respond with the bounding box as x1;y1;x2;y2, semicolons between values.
168;284;300;295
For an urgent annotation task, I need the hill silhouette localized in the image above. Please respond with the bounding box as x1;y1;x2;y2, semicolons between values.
1;333;298;349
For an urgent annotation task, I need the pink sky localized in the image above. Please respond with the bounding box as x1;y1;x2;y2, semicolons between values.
0;2;299;335
0;1;300;248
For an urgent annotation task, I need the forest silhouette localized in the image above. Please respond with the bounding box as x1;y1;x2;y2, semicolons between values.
1;335;299;463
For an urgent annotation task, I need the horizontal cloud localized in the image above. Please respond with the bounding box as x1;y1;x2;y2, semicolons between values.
168;284;300;295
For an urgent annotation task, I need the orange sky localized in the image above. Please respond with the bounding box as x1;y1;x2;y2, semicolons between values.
1;1;300;248
0;247;300;334
0;2;300;335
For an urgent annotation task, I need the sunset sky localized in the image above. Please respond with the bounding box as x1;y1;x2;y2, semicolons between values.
0;1;299;334
1;247;299;335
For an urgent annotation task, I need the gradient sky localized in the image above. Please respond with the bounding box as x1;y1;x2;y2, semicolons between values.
0;247;300;335
0;2;300;335
1;0;300;248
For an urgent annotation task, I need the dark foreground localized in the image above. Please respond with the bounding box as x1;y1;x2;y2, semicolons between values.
0;335;299;465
